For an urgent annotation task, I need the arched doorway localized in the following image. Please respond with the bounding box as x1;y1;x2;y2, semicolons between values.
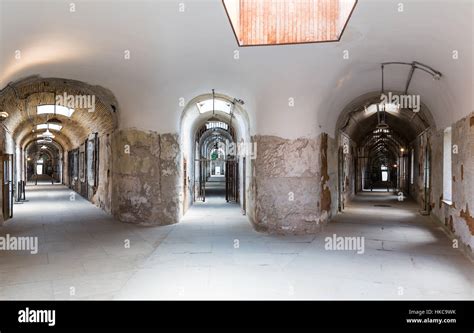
195;122;236;202
24;139;63;185
335;91;436;212
0;77;118;223
180;92;252;219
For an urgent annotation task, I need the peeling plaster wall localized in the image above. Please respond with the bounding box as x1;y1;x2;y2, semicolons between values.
111;129;180;226
408;130;431;207
0;127;14;225
411;114;474;258
92;133;113;214
339;133;356;210
250;133;337;234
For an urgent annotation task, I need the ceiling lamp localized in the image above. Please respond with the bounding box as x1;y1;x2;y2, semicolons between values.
41;129;54;138
41;145;47;150
212;89;215;116
47;92;63;128
376;104;389;130
47;117;62;127
223;0;357;46
0;111;8;121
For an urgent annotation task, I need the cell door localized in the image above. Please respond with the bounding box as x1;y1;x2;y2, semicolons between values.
242;157;246;214
423;144;431;213
2;154;14;221
338;147;344;211
194;159;208;202
225;159;239;203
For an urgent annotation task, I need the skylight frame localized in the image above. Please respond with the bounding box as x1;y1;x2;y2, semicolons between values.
36;133;55;139
36;123;63;131
222;0;358;47
196;99;232;114
37;105;75;117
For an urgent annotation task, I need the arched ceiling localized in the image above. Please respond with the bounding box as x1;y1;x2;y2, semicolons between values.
0;77;118;150
336;91;435;144
25;139;61;161
0;0;472;139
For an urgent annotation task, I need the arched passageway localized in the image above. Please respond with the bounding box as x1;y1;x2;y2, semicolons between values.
336;91;436;212
180;92;252;222
0;76;118;223
24;139;63;185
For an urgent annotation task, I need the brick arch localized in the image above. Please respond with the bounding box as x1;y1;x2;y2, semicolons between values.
0;76;118;149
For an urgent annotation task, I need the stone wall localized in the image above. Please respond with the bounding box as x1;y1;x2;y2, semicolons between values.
249;133;337;234
410;114;474;259
92;133;113;214
111;129;180;226
340;133;356;210
408;130;431;207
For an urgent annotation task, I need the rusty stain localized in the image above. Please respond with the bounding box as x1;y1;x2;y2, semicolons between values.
460;204;474;235
470;116;474;127
321;187;332;213
320;133;331;212
461;164;464;181
320;133;329;182
453;175;456;182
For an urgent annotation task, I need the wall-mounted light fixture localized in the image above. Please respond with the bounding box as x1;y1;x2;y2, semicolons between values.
0;111;9;121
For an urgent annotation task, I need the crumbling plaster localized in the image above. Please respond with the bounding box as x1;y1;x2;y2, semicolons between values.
411;113;474;259
249;133;338;234
111;129;180;226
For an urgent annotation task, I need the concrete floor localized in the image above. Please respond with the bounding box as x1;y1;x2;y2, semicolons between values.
0;185;472;300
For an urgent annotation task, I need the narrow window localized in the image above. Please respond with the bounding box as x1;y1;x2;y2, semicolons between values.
36;158;44;175
410;149;414;184
381;165;388;181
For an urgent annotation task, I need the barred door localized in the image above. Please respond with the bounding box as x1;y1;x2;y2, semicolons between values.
225;159;238;202
2;154;13;220
194;159;208;202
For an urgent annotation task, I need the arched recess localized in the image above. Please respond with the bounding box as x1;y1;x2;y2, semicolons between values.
335;91;436;212
0;76;119;221
179;92;252;219
24;138;64;183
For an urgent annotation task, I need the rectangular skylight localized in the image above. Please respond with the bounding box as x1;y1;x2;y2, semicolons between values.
37;124;62;131
206;121;229;130
36;133;55;138
37;105;75;117
223;0;357;46
196;99;232;114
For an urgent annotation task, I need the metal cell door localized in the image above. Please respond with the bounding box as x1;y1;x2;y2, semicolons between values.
194;158;208;202
225;159;238;202
2;154;14;220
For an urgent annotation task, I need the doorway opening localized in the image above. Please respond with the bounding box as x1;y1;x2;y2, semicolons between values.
0;77;118;223
194;119;238;203
335;92;435;212
180;92;252;220
25;139;63;185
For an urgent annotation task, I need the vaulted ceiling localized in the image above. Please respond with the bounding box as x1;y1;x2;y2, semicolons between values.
0;0;472;139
